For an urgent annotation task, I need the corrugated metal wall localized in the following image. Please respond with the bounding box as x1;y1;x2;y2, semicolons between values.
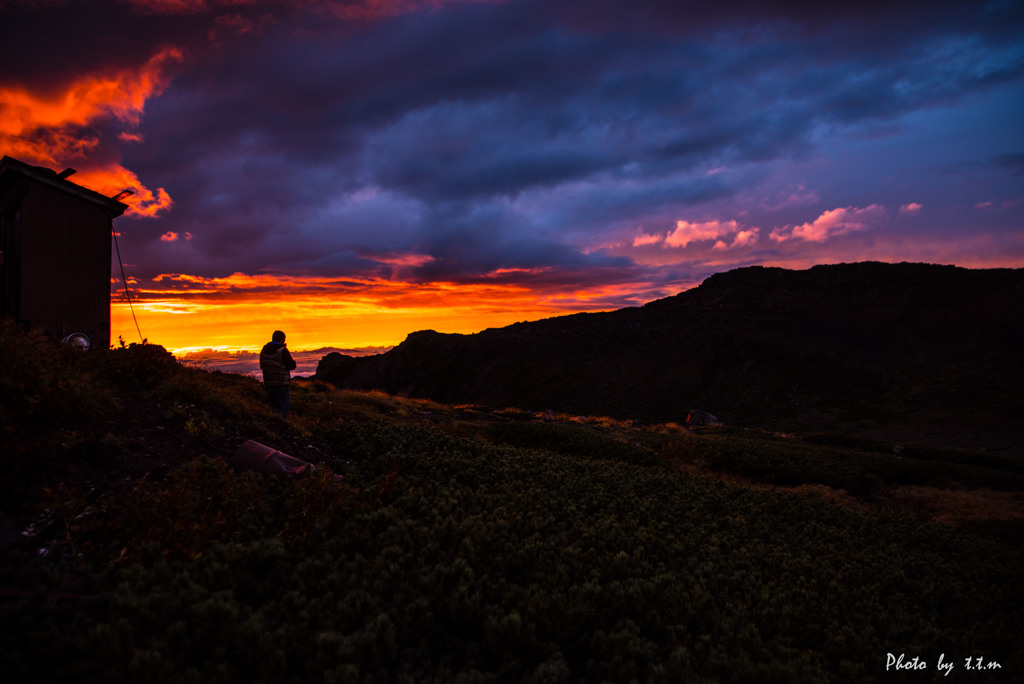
15;182;114;349
0;204;18;319
0;182;27;326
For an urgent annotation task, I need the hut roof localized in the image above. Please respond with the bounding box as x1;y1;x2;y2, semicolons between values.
0;156;128;217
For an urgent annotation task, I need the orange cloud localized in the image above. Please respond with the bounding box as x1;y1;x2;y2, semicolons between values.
0;46;182;217
771;204;886;243
632;231;663;247
0;46;182;137
665;219;741;248
899;202;923;215
630;219;756;252
367;252;437;267
713;228;759;250
81;164;175;217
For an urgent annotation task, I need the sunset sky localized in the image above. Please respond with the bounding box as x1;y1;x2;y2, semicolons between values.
3;0;1022;356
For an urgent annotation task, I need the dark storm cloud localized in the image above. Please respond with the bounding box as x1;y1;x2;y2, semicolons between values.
128;0;1017;283
547;0;1023;41
7;0;1020;290
0;2;167;86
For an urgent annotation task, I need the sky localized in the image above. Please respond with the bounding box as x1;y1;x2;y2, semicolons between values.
3;0;1023;356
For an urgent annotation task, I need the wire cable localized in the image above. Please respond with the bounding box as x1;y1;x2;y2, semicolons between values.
111;226;144;344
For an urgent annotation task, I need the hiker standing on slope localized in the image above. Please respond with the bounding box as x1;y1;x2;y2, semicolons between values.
260;330;297;419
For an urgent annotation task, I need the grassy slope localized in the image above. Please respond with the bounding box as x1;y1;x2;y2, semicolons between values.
1;321;1022;682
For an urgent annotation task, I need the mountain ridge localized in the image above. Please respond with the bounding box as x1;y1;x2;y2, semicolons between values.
316;261;1024;452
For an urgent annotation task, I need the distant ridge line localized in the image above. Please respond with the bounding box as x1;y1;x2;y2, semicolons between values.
316;262;1024;452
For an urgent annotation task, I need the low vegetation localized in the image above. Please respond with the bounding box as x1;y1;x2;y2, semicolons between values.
1;319;1021;682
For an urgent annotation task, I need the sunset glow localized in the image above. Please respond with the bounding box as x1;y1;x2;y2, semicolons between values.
3;0;1022;359
111;271;667;354
0;46;180;216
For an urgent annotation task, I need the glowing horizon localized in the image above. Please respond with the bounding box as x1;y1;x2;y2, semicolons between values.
109;271;676;355
111;243;1024;357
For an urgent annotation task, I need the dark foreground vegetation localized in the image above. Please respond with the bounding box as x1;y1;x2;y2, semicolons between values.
1;320;1022;682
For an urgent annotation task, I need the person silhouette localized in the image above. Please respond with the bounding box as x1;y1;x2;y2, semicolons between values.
259;330;297;418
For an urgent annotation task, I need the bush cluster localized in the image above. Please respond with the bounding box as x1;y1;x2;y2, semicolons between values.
0;318;118;429
4;419;1023;681
692;427;1024;496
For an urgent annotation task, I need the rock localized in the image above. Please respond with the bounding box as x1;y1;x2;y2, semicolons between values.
315;352;358;384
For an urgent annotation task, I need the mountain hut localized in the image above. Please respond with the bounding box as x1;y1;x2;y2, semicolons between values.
0;155;128;350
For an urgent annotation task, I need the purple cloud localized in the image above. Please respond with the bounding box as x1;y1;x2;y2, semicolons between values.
3;0;1022;334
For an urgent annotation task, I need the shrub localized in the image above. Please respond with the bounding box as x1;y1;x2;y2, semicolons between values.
4;432;1021;681
482;420;659;466
0;317;118;428
58;455;354;562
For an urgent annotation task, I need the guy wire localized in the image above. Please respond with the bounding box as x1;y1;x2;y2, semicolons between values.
111;226;144;344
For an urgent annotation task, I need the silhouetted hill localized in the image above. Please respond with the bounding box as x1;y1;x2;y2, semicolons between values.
317;262;1024;452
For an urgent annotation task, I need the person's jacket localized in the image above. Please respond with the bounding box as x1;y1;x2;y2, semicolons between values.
259;341;297;386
